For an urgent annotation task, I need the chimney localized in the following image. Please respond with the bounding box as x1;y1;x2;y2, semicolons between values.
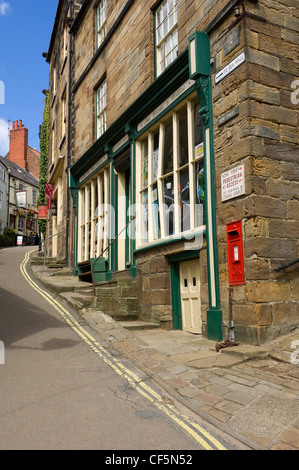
8;120;28;170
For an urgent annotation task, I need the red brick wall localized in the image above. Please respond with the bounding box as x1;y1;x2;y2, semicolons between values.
8;121;40;178
27;147;40;179
9;120;28;170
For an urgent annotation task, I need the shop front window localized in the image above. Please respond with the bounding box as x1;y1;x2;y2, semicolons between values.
78;167;109;262
137;94;205;247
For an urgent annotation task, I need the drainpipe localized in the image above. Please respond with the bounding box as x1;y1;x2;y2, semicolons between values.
65;0;74;267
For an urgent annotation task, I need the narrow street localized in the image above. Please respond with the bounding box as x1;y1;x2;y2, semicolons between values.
0;246;243;452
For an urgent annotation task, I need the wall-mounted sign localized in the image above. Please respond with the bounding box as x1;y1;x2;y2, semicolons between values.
215;51;245;84
137;79;195;132
223;27;240;57
217;106;239;127
221;164;245;201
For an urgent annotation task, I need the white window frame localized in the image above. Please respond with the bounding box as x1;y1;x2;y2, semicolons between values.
155;0;178;76
0;191;2;210
96;0;107;48
51;122;55;164
136;94;205;249
32;189;38;206
51;60;57;107
78;166;109;263
96;80;107;139
63;24;68;61
61;88;67;138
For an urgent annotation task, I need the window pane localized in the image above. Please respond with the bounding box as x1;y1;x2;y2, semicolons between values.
153;131;159;181
142;138;148;188
178;106;188;167
195;161;205;226
141;190;148;242
194;160;205;227
179;167;190;232
193;99;203;153
152;184;160;239
163;118;173;174
163;175;174;236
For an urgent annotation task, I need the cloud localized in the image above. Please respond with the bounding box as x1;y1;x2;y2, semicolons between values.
0;118;9;156
0;1;10;15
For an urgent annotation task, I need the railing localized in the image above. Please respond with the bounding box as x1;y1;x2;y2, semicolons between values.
43;230;64;266
91;216;136;296
275;258;299;272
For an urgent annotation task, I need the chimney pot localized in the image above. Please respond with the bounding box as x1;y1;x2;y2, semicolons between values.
19;120;22;128
12;121;15;129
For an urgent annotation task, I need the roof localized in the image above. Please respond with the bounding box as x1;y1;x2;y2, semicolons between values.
0;155;39;188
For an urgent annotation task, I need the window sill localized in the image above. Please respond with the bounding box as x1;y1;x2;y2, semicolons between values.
51;94;56;108
134;227;206;254
59;135;66;150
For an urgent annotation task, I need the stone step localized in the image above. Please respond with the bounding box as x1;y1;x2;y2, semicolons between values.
59;291;94;310
118;321;160;331
50;268;74;277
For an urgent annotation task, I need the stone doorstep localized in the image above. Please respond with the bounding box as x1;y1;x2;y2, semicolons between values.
119;320;160;331
220;345;270;361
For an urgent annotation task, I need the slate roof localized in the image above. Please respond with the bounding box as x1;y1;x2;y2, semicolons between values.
0;155;39;188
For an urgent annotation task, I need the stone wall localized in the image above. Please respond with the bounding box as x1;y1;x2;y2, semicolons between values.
209;0;299;343
135;239;207;330
67;0;299;342
73;0;154;162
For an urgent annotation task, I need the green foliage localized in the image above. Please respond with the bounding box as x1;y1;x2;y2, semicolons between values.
38;92;49;236
0;227;16;247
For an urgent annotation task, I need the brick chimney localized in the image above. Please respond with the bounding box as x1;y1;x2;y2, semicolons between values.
9;120;28;171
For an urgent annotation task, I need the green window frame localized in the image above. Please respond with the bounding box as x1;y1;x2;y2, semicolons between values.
136;93;205;248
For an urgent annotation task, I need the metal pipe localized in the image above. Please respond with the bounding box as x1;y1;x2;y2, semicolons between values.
275;258;299;272
44;230;64;266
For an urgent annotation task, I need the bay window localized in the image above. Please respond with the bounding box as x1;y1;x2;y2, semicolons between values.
136;94;205;248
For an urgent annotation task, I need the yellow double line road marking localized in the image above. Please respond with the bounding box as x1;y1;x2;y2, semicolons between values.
21;249;226;451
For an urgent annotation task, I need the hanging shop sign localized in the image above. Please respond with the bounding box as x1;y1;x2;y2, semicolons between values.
38;206;48;220
46;183;54;210
221;164;245;201
215;51;245;84
16;190;27;208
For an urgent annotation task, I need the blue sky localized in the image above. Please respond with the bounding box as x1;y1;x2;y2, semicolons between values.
0;0;58;156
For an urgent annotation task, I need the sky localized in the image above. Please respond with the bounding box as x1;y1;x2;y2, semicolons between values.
0;0;58;156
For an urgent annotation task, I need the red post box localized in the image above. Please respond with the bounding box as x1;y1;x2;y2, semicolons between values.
226;220;245;286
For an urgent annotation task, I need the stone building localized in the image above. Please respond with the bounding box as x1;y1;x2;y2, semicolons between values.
44;0;84;262
0;120;40;242
46;0;299;344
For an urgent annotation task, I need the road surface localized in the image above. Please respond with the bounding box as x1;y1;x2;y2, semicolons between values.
0;246;245;452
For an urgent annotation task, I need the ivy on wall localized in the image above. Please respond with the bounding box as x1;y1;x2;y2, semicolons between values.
37;92;49;236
